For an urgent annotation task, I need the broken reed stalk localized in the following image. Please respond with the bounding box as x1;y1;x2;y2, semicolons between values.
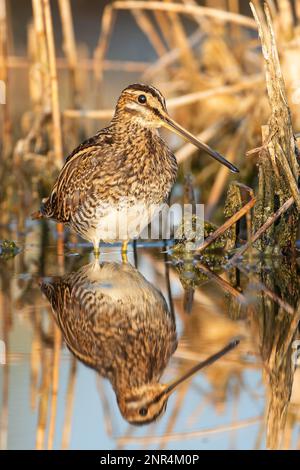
249;2;300;255
0;0;12;158
259;283;295;317
195;262;246;303
228;196;294;266
236;262;296;316
58;0;80;107
43;0;63;166
197;196;256;254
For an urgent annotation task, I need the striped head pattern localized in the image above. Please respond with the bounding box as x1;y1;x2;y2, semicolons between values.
114;83;239;173
115;83;168;128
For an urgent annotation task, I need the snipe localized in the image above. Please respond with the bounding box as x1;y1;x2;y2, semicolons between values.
41;260;240;425
33;84;239;256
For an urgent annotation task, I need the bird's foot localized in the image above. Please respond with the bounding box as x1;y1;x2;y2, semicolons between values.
121;240;129;263
93;246;100;259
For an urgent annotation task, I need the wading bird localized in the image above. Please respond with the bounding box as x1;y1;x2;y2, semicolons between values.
33;84;238;256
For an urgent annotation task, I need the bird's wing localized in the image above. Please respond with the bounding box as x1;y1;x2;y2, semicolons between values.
41;132;121;222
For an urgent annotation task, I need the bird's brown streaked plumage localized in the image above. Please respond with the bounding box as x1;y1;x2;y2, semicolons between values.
34;84;238;253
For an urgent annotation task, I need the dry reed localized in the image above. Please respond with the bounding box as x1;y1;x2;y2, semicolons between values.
43;0;63;166
58;0;80;107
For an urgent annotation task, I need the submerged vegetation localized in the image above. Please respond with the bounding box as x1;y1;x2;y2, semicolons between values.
0;239;19;258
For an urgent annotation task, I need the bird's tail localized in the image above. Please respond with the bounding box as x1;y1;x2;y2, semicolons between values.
31;210;44;220
32;197;49;220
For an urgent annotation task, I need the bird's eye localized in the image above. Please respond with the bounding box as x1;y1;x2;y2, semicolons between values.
139;407;148;416
138;94;147;104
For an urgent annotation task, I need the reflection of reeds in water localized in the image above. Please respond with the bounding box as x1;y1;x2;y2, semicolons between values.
228;257;300;449
0;250;18;450
35;347;51;450
34;306;73;450
0;278;10;450
251;259;300;449
61;357;77;450
141;250;300;449
47;324;61;449
178;300;251;405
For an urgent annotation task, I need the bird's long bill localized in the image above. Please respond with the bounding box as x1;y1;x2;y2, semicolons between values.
163;338;240;398
162;116;239;173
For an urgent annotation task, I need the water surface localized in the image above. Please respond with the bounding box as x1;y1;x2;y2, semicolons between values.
1;225;299;450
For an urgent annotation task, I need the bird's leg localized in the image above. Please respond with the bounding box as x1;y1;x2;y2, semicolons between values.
93;240;100;259
121;240;129;263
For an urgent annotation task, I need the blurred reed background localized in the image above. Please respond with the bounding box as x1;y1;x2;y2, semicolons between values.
1;1;300;223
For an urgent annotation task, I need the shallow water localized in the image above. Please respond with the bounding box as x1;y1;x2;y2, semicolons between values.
0;222;299;450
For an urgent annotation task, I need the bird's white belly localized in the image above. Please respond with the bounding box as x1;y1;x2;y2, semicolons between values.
84;203;161;245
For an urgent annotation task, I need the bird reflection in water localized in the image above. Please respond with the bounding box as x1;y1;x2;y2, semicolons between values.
41;260;239;425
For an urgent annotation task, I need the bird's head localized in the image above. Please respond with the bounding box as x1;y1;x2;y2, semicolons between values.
115;83;239;173
117;338;240;425
117;383;169;425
